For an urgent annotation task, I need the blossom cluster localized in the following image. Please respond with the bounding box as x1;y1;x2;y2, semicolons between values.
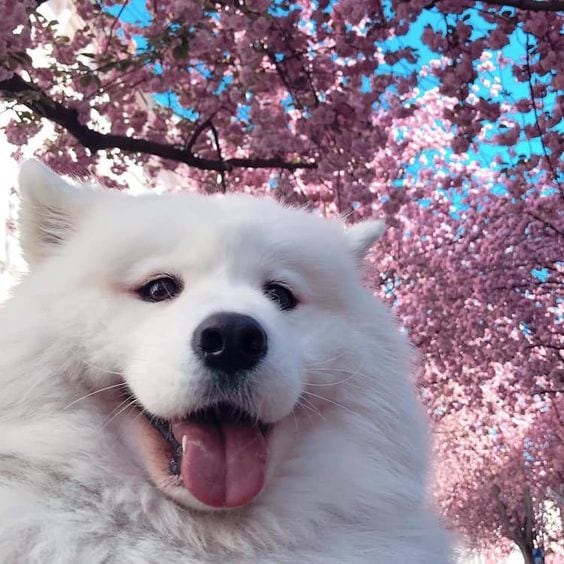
0;0;562;558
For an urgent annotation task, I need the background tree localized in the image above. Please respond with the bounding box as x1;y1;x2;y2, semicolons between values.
1;0;562;560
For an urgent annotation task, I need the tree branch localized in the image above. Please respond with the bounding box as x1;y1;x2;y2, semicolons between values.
479;0;564;11
492;483;522;545
524;34;563;195
184;114;216;153
522;487;536;549
209;121;227;193
422;0;564;11
526;211;564;236
101;0;131;59
0;73;316;173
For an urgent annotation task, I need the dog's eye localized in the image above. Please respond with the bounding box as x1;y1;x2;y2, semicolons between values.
137;276;182;303
264;282;298;311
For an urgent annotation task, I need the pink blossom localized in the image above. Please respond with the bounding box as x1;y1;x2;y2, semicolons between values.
0;2;562;558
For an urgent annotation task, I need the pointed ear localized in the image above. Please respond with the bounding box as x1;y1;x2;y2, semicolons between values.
345;220;385;260
18;160;98;265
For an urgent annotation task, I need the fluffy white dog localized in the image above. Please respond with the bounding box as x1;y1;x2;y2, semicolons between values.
0;161;450;563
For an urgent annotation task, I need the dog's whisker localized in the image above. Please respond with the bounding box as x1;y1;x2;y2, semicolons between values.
290;410;300;432
105;397;131;417
296;399;318;420
305;352;349;368
103;397;136;425
131;407;148;424
67;353;125;377
64;382;129;410
305;374;358;387
306;367;359;373
103;399;138;428
301;391;355;414
83;365;123;377
297;396;327;421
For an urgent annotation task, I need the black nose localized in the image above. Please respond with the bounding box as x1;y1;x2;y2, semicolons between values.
192;313;268;373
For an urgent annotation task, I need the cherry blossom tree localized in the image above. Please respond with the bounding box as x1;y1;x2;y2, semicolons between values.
1;0;562;560
435;402;563;563
363;88;563;560
1;0;562;192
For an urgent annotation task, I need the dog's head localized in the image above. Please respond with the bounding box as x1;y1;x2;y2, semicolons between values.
18;160;403;512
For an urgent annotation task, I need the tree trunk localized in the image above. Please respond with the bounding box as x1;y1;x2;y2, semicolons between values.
516;541;536;564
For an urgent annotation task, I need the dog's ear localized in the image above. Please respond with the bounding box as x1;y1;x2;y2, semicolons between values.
345;220;385;260
18;160;99;265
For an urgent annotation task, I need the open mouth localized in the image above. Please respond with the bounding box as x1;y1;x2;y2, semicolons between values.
144;402;270;509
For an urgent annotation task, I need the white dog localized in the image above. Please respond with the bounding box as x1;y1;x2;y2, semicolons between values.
0;161;449;563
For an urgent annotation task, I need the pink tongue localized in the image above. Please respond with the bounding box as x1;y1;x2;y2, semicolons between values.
171;419;267;508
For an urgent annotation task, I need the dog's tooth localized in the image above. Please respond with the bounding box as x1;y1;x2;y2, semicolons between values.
182;435;187;454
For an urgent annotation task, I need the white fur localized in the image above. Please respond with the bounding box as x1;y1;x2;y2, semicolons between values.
0;161;451;563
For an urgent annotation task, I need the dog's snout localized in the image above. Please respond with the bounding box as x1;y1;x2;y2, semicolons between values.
192;312;268;373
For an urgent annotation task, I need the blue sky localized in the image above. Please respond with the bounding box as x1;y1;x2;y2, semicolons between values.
105;0;560;196
105;0;559;162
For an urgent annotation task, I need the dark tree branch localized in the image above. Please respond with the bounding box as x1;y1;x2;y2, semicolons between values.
264;48;306;112
184;114;216;153
527;343;564;351
0;73;316;173
101;0;131;58
209;121;227;193
479;0;564;11
526;211;564;236
270;21;320;108
525;34;563;195
422;0;564;11
492;484;523;545
522;487;536;549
